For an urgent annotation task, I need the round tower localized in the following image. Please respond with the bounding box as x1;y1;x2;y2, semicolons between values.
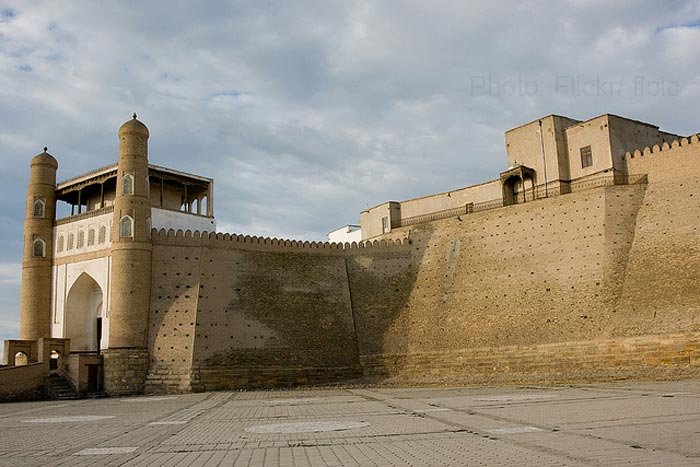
19;149;58;340
103;114;153;396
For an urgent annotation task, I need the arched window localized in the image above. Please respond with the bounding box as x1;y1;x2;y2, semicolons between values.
49;350;61;370
33;199;45;218
67;233;74;250
14;352;28;366
119;215;133;238
98;225;106;244
87;228;95;246
122;174;134;196
77;230;85;248
57;235;65;253
33;238;45;257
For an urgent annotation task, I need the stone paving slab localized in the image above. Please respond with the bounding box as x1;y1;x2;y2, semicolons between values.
0;380;698;466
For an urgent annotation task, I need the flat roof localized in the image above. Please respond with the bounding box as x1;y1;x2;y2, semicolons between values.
566;113;681;136
328;224;361;233
57;162;212;190
505;114;582;134
362;178;501;213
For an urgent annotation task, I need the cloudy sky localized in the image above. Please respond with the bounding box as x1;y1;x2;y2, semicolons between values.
1;0;699;340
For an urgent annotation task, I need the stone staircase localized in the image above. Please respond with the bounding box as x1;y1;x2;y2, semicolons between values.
47;373;79;400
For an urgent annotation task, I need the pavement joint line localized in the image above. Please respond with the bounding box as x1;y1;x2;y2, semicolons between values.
407;401;602;464
0;401;84;420
73;446;138;455
462;403;699;461
21;415;116;423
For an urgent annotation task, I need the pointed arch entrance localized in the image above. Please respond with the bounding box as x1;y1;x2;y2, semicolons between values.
65;273;103;352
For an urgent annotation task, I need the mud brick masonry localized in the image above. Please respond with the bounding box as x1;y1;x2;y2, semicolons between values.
2;113;699;399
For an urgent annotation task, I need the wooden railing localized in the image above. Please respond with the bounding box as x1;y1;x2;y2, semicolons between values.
55;206;114;226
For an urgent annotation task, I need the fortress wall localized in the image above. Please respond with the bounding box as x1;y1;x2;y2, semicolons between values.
146;244;202;394
356;188;608;379
346;248;421;375
148;232;409;390
149;230;417;390
191;246;361;390
356;181;700;383
610;136;700;338
144;146;700;391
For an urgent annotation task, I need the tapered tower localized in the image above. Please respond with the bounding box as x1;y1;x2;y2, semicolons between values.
102;114;153;396
19;149;58;340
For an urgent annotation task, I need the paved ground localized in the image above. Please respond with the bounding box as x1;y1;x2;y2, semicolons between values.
0;380;699;466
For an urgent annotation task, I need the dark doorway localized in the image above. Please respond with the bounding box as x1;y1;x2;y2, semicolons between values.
96;317;102;353
87;365;102;393
49;351;60;371
502;175;522;206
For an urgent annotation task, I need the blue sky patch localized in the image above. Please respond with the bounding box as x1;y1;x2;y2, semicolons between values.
1;8;16;20
657;19;700;32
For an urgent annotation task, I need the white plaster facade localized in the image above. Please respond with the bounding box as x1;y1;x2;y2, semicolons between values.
54;212;112;259
328;225;362;244
152;208;216;233
51;256;111;351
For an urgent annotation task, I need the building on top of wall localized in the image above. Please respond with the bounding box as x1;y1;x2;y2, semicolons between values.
360;113;681;240
327;224;362;244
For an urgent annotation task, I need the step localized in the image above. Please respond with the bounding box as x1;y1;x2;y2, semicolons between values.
47;374;79;400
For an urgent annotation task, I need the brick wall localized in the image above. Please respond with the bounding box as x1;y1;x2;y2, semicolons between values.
0;362;48;401
146;236;406;391
142;137;700;392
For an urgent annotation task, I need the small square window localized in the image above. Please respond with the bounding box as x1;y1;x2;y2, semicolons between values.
580;146;593;168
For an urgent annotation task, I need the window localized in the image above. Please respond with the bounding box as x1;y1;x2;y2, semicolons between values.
119;215;133;238
122;174;134;196
580;146;593;168
381;216;389;234
77;230;85;248
87;228;95;246
33;199;45;218
57;235;64;253
67;233;74;250
98;225;106;244
33;238;45;257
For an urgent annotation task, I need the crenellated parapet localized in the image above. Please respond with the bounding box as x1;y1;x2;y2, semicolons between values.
623;133;700;184
151;228;410;255
624;134;700;160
